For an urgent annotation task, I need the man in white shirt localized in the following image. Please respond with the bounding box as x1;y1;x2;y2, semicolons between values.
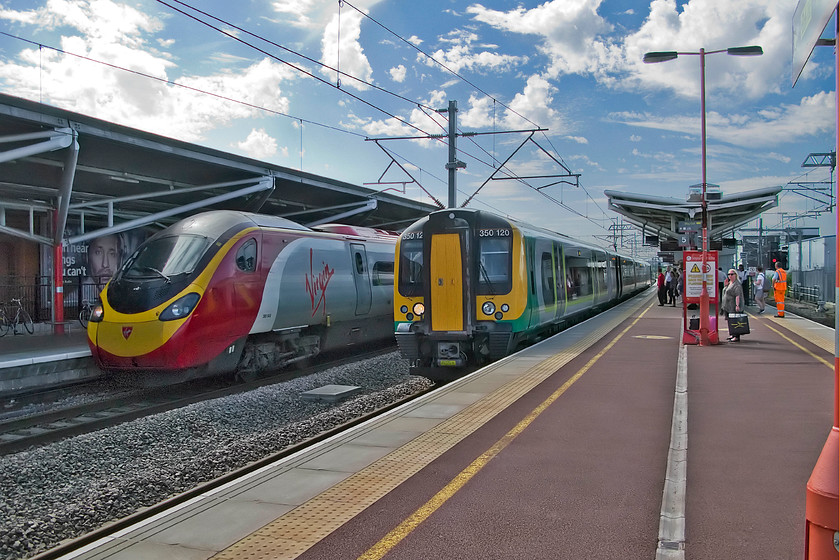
753;265;766;313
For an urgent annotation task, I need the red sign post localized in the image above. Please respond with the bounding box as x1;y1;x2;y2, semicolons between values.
682;251;719;345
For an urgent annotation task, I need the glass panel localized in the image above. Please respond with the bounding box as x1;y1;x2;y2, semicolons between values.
372;261;394;286
235;238;257;272
477;236;512;295
398;239;424;296
541;252;555;304
121;235;210;279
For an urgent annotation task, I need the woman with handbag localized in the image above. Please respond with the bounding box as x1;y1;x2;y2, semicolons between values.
722;269;745;342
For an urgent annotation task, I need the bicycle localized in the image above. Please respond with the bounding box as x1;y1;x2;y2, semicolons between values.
0;298;34;336
79;299;93;328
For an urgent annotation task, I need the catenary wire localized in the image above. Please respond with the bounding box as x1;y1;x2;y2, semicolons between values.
0;30;367;140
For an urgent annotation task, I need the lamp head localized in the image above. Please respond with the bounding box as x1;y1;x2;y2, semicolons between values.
643;51;679;63
726;46;763;56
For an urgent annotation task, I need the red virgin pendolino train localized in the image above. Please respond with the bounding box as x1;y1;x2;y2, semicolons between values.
87;210;398;381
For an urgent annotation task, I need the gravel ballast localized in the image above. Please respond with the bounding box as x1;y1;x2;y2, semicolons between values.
0;352;433;560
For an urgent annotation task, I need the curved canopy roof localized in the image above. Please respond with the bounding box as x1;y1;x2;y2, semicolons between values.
0;93;438;247
604;186;782;243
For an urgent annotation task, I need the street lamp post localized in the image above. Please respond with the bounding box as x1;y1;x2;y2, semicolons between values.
644;45;763;345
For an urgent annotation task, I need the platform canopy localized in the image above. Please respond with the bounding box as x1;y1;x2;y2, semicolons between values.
0;93;439;247
604;185;783;244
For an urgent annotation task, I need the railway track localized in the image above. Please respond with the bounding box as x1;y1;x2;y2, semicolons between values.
0;344;396;455
18;351;431;560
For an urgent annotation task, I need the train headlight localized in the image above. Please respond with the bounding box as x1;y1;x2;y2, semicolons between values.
481;301;495;316
412;302;425;316
90;304;105;323
159;293;200;321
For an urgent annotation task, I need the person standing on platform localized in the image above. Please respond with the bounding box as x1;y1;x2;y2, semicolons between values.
717;267;725;298
753;265;766;314
669;268;680;306
722;269;744;342
737;264;750;304
772;262;787;317
657;269;666;306
664;267;673;304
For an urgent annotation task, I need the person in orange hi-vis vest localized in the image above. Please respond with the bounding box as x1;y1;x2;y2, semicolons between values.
772;262;787;317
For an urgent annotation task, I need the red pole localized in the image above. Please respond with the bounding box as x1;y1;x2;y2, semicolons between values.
802;11;839;558
52;210;64;335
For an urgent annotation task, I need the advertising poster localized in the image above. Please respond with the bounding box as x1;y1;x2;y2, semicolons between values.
60;226;147;305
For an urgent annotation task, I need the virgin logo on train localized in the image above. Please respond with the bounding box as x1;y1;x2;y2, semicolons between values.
305;248;334;317
122;326;133;339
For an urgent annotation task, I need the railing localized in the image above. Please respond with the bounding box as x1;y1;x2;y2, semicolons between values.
791;283;822;305
0;276;102;323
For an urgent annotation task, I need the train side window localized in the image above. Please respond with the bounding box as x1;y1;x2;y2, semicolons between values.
541;251;555;305
372;261;394;286
235;238;257;272
566;251;593;299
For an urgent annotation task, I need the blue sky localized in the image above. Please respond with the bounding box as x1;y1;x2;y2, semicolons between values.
0;0;835;254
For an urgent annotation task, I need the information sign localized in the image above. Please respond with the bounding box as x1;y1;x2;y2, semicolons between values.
792;0;836;86
683;251;718;301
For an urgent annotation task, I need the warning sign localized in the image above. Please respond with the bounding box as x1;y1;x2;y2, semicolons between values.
684;251;718;301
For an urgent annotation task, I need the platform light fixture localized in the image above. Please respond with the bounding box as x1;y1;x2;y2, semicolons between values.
643;45;763;345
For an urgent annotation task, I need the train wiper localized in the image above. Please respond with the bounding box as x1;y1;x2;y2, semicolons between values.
479;262;495;295
143;266;171;283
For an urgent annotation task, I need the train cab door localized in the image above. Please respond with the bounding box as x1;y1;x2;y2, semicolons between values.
350;244;372;315
430;233;464;332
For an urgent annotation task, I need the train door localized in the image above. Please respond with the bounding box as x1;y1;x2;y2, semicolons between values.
430;233;464;331
555;243;566;317
350;243;372;315
532;238;556;328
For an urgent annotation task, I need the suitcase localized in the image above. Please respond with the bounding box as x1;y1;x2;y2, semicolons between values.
727;313;750;336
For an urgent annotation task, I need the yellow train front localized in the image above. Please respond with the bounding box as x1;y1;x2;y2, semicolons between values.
394;208;649;379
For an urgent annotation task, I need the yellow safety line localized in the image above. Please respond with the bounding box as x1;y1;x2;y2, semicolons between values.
357;303;653;560
760;319;834;370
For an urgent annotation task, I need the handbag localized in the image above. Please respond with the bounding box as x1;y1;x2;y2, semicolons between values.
727;313;750;336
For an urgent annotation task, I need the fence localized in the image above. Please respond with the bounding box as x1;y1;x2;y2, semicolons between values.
791;283;823;305
0;276;102;324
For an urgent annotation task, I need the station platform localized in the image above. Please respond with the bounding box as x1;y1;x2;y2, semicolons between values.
0;325;93;394
36;293;839;559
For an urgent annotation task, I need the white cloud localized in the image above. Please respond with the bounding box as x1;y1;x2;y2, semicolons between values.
467;0;613;77
389;64;406;83
622;0;794;99
320;9;372;90
419;28;527;75
503;74;568;132
236;128;278;160
0;1;303;143
612;91;835;148
271;0;319;28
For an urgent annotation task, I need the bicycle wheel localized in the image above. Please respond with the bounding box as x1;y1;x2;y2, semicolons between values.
0;313;8;337
79;307;91;328
19;309;34;334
